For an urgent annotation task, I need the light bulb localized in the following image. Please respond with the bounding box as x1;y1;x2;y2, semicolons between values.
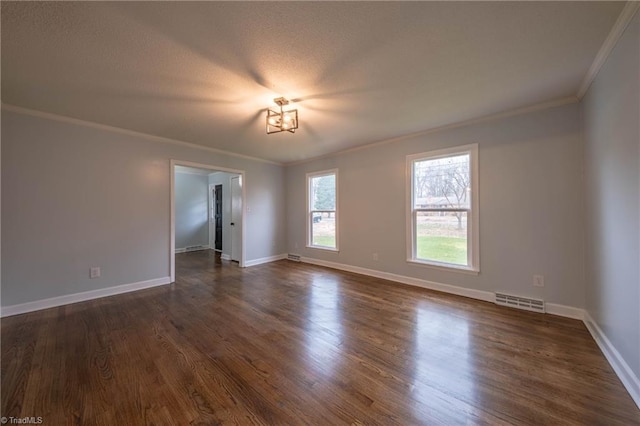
282;122;289;129
268;117;277;125
283;114;292;122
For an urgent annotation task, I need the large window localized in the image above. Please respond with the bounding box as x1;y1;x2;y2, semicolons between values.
407;144;478;272
307;170;338;250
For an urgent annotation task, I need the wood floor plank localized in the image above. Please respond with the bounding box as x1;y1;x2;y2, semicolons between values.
2;250;639;425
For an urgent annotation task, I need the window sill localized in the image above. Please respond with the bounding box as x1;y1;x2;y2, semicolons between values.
406;258;479;275
307;245;339;252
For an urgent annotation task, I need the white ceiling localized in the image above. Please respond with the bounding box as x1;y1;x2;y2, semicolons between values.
1;2;625;164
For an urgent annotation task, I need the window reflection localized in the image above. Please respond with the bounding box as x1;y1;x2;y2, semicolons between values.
305;275;343;378
412;303;476;415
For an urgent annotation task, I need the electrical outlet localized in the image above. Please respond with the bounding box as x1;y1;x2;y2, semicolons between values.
533;274;544;287
372;253;379;261
90;267;101;279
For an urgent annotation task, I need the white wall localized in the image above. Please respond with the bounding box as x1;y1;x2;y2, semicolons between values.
175;172;209;249
1;108;287;307
287;103;585;307
582;10;639;388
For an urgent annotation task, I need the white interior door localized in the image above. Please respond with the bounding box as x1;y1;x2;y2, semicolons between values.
230;176;242;262
209;184;215;249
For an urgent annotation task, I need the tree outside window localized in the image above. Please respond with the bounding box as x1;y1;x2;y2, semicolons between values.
307;171;338;250
408;145;478;271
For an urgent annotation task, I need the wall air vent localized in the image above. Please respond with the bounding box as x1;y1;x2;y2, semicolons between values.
185;245;207;252
495;292;545;313
287;254;301;262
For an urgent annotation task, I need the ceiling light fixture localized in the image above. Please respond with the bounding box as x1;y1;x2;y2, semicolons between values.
266;97;298;134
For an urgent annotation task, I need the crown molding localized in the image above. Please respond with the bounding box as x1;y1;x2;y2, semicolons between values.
285;95;579;166
577;1;640;99
1;103;283;166
2;93;579;170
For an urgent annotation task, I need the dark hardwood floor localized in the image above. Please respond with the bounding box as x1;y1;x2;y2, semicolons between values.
2;250;639;425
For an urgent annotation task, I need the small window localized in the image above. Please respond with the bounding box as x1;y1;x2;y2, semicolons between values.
407;144;479;272
307;170;338;250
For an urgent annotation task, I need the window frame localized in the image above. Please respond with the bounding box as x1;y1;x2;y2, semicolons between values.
306;169;339;251
406;144;479;273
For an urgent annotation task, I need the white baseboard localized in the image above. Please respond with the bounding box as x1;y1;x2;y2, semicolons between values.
583;312;640;409
300;256;495;303
220;254;231;261
175;245;210;254
546;303;585;320
0;276;172;317
245;253;287;267
299;257;589;320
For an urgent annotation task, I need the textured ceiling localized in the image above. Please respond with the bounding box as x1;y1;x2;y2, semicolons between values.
1;1;625;164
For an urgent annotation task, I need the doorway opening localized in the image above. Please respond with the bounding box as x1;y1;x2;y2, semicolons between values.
210;183;223;252
170;160;245;282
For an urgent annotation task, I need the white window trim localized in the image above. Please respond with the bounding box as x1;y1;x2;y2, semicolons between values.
306;169;339;251
405;144;479;273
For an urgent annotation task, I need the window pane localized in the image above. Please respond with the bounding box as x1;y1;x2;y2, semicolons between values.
311;212;336;248
311;175;336;211
416;211;467;265
413;154;470;209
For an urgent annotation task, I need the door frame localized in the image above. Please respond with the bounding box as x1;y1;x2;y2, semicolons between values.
170;160;246;282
